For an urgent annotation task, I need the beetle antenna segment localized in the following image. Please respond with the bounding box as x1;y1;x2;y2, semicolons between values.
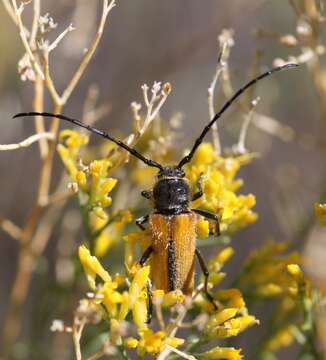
13;112;164;170
178;63;299;168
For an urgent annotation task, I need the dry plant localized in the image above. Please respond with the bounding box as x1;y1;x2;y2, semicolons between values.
0;1;325;360
0;0;117;355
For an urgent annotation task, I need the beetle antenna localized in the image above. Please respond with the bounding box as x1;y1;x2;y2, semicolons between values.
178;63;299;168
13;112;164;170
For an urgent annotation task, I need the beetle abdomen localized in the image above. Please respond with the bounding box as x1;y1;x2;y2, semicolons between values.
149;213;196;294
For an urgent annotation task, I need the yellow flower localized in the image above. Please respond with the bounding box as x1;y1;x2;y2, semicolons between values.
76;170;87;189
205;308;239;329
123;230;151;269
315;202;326;225
59;129;88;150
287;264;303;280
128;266;150;308
78;245;111;289
215;289;245;309
94;210;133;257
185;143;257;235
256;283;283;297
132;290;148;330
209;247;234;273
208;315;258;339
262;326;295;352
191;142;216;165
128;329;184;356
99;281;123;317
197;219;210;239
198;346;242;360
57;130;88;179
161;290;185;307
124;337;138;348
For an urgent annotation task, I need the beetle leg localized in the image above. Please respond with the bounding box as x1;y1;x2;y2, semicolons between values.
139;245;153;266
136;214;149;231
141;190;152;199
192;174;204;201
192;208;220;236
139;246;154;323
146;280;153;324
195;248;217;310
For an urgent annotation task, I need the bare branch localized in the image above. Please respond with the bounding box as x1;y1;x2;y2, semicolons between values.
208;29;234;154
233;96;260;154
29;0;40;48
60;0;116;105
11;0;44;79
0;132;54;151
0;218;23;241
47;23;75;53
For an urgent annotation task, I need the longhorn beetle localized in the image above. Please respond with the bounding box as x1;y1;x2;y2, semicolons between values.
14;63;297;314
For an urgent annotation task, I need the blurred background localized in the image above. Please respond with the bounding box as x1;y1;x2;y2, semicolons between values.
0;0;325;359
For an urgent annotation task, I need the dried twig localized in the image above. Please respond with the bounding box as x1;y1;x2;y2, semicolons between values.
0;218;23;241
2;1;117;353
11;0;44;79
208;29;234;154
233;97;260;154
60;0;117;105
0;132;54;151
72;316;87;360
163;345;198;360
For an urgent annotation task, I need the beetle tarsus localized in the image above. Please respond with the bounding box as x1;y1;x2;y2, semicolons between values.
192;208;220;237
139;245;153;266
141;190;152;199
195;248;218;310
136;214;149;231
192;174;204;201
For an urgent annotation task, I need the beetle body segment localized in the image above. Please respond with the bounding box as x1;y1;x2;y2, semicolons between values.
149;212;196;295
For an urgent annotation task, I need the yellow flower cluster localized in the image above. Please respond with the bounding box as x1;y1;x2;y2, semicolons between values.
93;210;133;257
193;247;258;358
125;329;184;356
260;264;310;355
78;246;185;356
57;130;118;220
57;129;135;255
237;242;312;355
237;241;300;298
185;143;257;234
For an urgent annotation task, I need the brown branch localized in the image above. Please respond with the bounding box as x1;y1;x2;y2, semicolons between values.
0;218;23;241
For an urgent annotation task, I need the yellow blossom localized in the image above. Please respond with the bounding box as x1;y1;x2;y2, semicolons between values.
131;329;184;356
208;315;258;339
128;266;150;308
287;264;303;280
263;326;295;352
76;170;87;189
215;289;245;309
99;281;123;317
124;337;138;348
185;144;257;235
192;143;216;165
256;283;283;297
132;290;148;329
94;210;133;257
197;219;210;239
198;346;242;360
206;308;239;329
209;247;234;273
161;290;185;307
315;202;326;225
78;245;111;289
